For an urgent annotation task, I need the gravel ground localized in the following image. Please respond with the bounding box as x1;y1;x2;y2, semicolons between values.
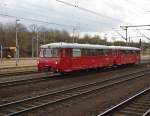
0;64;149;105
30;75;150;116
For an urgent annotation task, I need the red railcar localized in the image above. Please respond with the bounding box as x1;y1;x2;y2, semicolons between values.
37;43;140;73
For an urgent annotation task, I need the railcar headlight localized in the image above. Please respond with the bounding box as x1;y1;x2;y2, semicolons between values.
37;60;39;64
55;60;60;65
55;61;58;64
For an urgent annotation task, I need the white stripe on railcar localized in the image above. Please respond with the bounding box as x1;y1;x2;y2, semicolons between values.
40;42;140;51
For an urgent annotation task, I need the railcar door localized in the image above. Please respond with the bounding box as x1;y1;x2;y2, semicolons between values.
60;48;72;72
108;49;114;66
117;49;122;65
113;49;120;65
97;49;106;67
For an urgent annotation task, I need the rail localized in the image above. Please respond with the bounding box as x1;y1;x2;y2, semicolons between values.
98;87;150;116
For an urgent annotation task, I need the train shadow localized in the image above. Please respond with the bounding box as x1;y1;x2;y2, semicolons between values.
43;64;137;80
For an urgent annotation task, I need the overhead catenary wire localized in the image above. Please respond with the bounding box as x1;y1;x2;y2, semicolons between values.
135;29;150;41
0;13;103;32
1;0;150;42
1;1;114;26
126;0;148;11
0;2;107;31
55;0;150;42
55;0;128;24
0;0;124;32
1;0;148;32
0;13;74;28
1;4;114;29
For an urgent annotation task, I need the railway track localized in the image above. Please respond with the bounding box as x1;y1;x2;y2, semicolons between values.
0;72;61;88
98;87;150;116
0;68;149;115
0;70;38;78
0;66;37;78
0;62;149;88
0;61;149;78
0;64;149;88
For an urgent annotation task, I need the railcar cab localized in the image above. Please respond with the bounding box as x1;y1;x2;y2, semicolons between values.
120;47;140;64
38;44;61;72
109;46;141;65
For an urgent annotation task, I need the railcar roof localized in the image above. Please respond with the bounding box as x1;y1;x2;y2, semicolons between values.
40;42;140;51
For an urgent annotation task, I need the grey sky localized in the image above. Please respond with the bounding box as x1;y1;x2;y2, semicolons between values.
0;0;150;41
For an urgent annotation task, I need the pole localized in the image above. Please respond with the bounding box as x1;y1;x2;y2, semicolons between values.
125;27;128;46
128;37;130;46
15;19;20;66
77;23;80;43
37;31;39;57
32;37;34;58
15;20;18;66
73;27;75;43
43;32;46;44
18;45;19;61
1;45;2;63
149;42;150;65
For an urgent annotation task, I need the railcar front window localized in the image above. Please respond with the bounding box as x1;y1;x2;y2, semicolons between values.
40;49;44;57
45;49;52;57
52;49;60;57
40;48;60;57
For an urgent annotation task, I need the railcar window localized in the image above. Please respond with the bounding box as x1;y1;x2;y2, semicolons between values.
127;50;134;54
103;49;108;56
131;50;139;54
112;49;116;55
87;49;91;56
136;50;140;54
130;50;135;54
122;50;135;54
98;49;104;55
81;49;88;56
132;50;136;54
45;49;52;57
82;49;110;56
52;49;60;57
89;49;97;56
120;50;124;54
73;49;81;57
130;50;133;54
126;50;130;54
121;50;128;54
98;49;108;56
